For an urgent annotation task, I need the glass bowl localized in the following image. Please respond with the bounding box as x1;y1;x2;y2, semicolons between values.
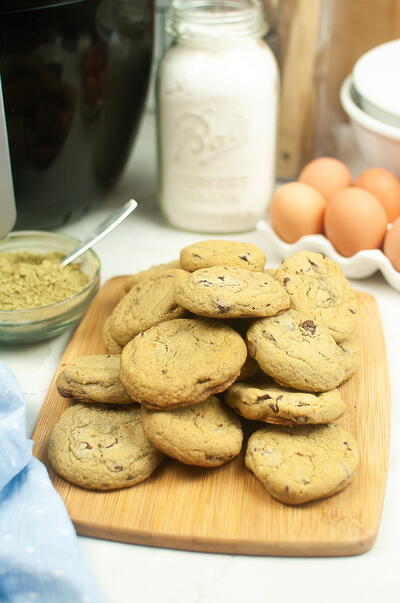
0;231;100;343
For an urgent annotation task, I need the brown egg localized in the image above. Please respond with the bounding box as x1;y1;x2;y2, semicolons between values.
383;217;400;271
354;167;400;222
269;182;326;243
299;157;352;199
324;187;388;256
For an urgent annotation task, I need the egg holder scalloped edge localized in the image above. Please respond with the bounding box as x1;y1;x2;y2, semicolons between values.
257;221;400;292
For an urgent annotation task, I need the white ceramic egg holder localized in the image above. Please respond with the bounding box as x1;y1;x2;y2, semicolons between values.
257;220;400;293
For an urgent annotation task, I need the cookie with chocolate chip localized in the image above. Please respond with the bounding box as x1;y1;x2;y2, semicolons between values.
120;318;247;410
245;423;359;504
56;354;132;404
275;251;357;342
124;259;181;292
225;377;345;425
338;335;360;381
246;310;345;392
110;269;189;346
48;404;164;490
174;267;290;319
180;240;266;272
235;354;260;382
102;316;123;354
142;396;243;467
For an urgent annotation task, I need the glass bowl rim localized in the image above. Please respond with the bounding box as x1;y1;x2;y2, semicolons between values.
0;230;101;318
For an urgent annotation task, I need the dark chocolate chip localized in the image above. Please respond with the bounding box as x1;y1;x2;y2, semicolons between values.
205;454;225;462
269;402;280;413
301;320;316;335
103;438;118;449
256;393;272;401
216;300;230;313
262;330;276;342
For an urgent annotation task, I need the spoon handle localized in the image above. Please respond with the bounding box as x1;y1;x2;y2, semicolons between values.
60;199;137;267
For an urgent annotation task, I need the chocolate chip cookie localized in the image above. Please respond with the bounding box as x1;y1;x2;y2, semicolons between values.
338;335;360;381
110;269;188;346
120;318;247;410
174;267;290;318
225;377;345;425
102;316;123;354
141;396;243;467
180;240;266;272
235;354;260;382
245;423;359;504
48;404;164;490
275;251;357;342
124;259;181;292
56;354;132;404
246;310;345;392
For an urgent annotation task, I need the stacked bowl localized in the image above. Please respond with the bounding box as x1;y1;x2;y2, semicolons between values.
340;39;400;175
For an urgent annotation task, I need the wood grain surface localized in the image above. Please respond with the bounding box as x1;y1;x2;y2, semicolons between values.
276;0;322;179
32;277;391;556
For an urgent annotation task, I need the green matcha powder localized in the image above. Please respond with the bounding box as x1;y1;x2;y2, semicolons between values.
0;251;89;311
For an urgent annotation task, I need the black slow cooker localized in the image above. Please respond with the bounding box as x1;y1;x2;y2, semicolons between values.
0;0;154;229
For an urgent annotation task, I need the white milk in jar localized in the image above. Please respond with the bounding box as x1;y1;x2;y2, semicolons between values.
156;0;279;233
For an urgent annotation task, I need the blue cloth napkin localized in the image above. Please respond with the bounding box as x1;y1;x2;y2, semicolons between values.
0;362;104;603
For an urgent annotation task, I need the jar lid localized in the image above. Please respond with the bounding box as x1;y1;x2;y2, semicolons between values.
352;39;400;128
166;0;268;42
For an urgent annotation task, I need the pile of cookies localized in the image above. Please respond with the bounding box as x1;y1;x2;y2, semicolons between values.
48;241;360;505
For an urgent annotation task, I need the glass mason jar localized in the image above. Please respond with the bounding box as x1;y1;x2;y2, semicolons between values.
156;0;279;233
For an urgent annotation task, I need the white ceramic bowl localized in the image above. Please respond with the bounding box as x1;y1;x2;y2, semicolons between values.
340;75;400;176
352;39;400;128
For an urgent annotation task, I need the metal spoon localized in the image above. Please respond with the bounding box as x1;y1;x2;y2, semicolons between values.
60;198;137;267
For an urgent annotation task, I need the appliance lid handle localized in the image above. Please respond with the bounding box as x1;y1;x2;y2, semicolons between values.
0;74;16;239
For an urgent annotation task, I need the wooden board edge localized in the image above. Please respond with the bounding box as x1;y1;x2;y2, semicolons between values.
74;520;377;557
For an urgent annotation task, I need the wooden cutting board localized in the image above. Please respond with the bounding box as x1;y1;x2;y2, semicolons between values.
32;277;391;556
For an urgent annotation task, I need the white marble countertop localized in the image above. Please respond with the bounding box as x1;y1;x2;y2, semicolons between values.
1;115;399;603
